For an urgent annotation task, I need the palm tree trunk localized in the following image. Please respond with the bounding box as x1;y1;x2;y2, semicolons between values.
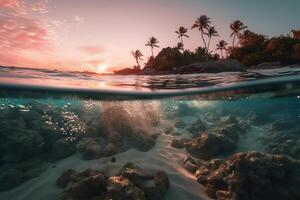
221;49;223;59
180;36;184;51
207;37;211;54
200;30;207;51
200;30;208;61
232;34;236;47
136;58;140;69
151;47;154;58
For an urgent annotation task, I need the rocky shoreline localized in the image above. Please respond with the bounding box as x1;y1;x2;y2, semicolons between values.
114;60;300;75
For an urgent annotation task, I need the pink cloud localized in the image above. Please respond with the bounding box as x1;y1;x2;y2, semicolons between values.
30;0;49;14
0;14;51;52
0;0;53;68
0;0;26;15
80;45;105;55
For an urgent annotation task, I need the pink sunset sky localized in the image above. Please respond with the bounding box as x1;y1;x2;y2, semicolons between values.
1;0;299;73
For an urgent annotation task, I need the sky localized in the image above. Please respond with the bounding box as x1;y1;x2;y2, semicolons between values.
0;0;300;73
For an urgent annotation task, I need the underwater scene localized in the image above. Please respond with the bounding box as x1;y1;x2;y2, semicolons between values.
0;68;300;200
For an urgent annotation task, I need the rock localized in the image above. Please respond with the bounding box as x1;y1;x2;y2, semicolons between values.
77;138;103;160
171;139;185;149
6;129;44;158
186;133;235;160
176;59;246;74
116;163;153;186
197;152;300;200
187;118;207;134
56;169;77;188
174;119;185;128
171;137;191;149
142;171;170;200
106;176;146;200
51;138;76;160
0;169;24;191
152;171;169;197
104;143;122;156
56;163;169;200
61;173;107;200
183;160;197;173
165;127;174;135
131;130;155;152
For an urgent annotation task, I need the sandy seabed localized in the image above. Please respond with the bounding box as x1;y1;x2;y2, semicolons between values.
0;125;211;200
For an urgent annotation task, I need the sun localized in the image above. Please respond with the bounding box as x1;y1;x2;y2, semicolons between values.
96;64;109;73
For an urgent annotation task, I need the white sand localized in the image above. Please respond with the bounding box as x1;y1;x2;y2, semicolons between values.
0;132;210;200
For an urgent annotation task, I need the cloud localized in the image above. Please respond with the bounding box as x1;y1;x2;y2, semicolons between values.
30;0;49;14
80;45;105;55
0;0;53;67
0;0;50;15
0;14;51;52
74;15;82;22
0;0;26;15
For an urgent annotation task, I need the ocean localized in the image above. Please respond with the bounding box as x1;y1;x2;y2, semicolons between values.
0;66;300;200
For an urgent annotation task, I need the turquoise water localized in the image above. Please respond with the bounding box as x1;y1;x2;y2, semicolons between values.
0;66;300;200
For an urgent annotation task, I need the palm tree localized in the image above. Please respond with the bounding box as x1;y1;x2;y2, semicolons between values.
131;50;143;69
206;26;219;53
291;29;300;40
145;36;159;57
176;42;184;50
191;15;211;52
175;26;189;49
216;40;228;59
230;20;247;47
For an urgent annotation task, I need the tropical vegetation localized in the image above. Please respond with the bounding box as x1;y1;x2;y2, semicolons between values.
118;15;299;74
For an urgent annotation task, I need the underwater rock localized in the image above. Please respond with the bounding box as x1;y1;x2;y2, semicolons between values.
77;138;104;160
57;162;169;200
131;130;156;152
107;176;146;200
0;169;24;191
51;138;76;160
196;152;300;200
186;133;235;160
61;173;107;200
213;124;240;142
104;143;123;157
116;162;169;200
56;169;77;188
187;118;207;134
174;119;185;129
0;158;46;191
164;127;175;135
116;162;154;187
5;129;44;158
171;137;191;149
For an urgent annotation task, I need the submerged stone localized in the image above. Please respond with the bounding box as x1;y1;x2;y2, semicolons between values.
196;152;300;200
56;162;169;200
0;169;24;191
186;133;235;160
77;138;104;160
51;138;76;160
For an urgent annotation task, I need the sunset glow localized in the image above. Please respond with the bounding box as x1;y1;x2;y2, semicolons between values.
0;0;299;72
96;64;109;74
